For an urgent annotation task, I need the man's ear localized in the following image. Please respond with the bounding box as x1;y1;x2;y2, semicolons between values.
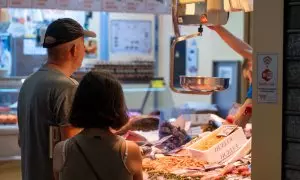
70;44;76;57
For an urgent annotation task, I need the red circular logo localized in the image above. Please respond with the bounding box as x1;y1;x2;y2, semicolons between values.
262;68;273;81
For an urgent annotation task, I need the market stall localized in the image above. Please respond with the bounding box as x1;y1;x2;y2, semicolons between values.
0;0;170;160
118;108;252;179
128;0;254;178
0;0;286;179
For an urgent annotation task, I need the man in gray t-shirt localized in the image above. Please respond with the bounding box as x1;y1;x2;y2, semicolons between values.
17;18;96;180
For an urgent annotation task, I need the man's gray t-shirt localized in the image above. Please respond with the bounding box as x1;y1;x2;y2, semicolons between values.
17;66;78;180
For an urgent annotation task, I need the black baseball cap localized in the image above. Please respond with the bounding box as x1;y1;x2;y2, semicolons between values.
43;18;96;48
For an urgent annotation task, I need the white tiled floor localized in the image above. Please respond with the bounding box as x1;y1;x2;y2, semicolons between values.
0;161;21;180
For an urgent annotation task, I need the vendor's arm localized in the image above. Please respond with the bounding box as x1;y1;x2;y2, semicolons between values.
229;84;252;128
233;98;252;128
208;26;253;61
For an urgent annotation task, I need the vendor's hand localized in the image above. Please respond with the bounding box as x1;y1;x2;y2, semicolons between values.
225;115;235;124
222;121;232;125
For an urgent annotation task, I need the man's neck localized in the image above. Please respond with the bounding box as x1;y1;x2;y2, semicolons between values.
46;62;75;77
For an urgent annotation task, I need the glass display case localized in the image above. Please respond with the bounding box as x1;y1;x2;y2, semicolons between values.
0;77;24;160
0;77;24;107
0;75;220;161
0;76;167;160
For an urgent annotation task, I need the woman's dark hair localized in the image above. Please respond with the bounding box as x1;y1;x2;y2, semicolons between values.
69;70;128;130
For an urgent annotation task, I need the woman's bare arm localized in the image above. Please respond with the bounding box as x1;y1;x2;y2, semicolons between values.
208;26;253;61
53;141;65;180
125;141;143;180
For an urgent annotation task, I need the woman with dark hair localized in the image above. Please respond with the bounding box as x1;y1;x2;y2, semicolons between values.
53;70;143;180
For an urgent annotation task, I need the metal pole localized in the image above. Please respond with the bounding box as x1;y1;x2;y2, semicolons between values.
154;15;159;110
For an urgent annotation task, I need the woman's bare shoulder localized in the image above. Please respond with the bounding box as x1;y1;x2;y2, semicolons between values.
125;140;143;174
53;140;67;172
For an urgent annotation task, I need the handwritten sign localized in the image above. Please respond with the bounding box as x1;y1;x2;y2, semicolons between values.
125;0;146;13
220;143;240;161
32;0;56;9
78;0;102;11
102;0;125;12
188;126;247;163
214;137;233;153
8;0;31;8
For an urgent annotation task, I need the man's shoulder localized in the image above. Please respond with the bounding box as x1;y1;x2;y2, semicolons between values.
50;75;78;88
26;68;78;88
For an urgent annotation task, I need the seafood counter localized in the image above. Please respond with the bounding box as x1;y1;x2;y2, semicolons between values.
121;113;252;180
143;155;251;180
